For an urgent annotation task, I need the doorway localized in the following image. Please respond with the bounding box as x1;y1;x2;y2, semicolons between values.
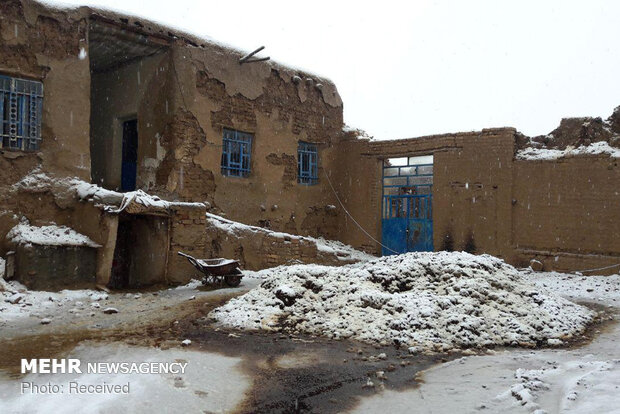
381;155;434;255
121;118;138;192
110;214;169;289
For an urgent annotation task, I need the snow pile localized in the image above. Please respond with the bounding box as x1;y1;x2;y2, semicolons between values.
207;213;374;263
7;223;101;248
516;141;620;160
211;252;594;351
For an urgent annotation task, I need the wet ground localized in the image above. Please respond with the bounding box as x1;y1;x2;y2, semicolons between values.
0;281;616;414
0;285;449;413
163;301;450;413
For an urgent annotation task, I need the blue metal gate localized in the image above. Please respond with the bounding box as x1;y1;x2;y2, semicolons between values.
381;159;433;255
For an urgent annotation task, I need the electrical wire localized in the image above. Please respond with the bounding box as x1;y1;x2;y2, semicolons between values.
323;169;399;255
570;262;620;274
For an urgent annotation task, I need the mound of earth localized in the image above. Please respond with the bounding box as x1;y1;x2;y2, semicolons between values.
210;252;594;352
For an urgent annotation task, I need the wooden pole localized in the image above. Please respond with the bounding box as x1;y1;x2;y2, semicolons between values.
239;46;270;64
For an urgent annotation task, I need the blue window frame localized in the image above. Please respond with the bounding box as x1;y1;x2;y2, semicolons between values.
221;128;253;177
298;141;318;185
0;75;43;151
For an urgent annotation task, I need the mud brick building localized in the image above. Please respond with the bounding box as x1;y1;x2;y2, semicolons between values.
1;0;619;290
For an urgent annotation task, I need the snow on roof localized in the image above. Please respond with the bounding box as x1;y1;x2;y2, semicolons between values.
210;251;594;352
206;213;374;263
342;124;373;140
516;141;620;161
7;223;101;248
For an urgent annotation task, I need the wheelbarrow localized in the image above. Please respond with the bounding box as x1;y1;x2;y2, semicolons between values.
178;252;243;287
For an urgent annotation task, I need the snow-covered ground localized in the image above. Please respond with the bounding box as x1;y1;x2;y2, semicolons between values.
350;272;620;414
0;342;251;414
0;278;260;338
210;252;594;351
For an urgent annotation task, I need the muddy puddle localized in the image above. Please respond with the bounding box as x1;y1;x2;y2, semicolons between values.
0;294;616;413
176;323;448;414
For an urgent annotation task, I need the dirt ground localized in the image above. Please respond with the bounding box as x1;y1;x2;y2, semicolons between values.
0;278;448;413
0;274;617;414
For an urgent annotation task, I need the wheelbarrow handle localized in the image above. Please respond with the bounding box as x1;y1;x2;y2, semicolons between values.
178;251;200;268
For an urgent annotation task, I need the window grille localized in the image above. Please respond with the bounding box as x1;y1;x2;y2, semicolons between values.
0;75;43;151
221;128;253;177
298;141;318;185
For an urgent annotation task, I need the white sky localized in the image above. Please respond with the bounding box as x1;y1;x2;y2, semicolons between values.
46;0;620;140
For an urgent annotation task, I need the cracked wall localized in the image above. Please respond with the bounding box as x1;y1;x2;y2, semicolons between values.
0;0;91;251
0;0;91;181
141;42;345;239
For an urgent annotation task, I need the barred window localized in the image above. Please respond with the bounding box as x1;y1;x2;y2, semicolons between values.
221;128;253;177
298;141;318;185
0;75;43;151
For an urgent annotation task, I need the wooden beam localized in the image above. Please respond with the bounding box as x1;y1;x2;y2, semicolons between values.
239;46;270;64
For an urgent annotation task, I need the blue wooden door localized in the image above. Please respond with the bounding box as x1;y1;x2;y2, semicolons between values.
382;160;433;255
121;119;138;192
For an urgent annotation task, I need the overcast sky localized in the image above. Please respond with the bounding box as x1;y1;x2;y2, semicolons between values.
47;0;620;140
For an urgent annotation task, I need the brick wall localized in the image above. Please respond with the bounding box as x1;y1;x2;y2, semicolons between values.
512;157;620;273
167;204;208;284
336;128;620;274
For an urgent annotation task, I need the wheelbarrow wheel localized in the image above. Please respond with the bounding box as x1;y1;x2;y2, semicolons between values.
225;269;243;287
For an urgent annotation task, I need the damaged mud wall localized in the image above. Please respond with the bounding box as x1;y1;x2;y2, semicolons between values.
166;204;207;284
0;0;90;182
1;174;119;287
144;43;344;239
0;0;91;253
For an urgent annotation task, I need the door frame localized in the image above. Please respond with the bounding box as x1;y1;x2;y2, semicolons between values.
381;157;434;255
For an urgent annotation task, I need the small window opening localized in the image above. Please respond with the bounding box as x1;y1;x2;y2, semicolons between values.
0;75;43;151
221;128;253;177
298;141;318;185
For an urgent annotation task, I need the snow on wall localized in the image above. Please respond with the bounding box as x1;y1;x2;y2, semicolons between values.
7;224;101;248
13;168;205;213
516;141;620;161
210;251;595;352
206;213;374;263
